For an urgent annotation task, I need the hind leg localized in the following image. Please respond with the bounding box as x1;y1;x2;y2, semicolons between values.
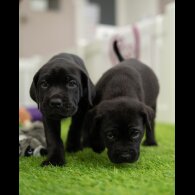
143;105;158;146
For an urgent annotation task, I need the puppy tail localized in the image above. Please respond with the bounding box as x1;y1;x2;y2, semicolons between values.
113;40;124;62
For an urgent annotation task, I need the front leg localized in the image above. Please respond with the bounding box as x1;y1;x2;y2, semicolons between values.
41;117;65;166
143;120;157;146
143;105;157;146
90;122;105;153
81;107;105;153
66;113;84;152
90;134;105;153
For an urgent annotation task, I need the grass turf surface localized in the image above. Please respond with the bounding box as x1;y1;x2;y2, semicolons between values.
19;120;175;195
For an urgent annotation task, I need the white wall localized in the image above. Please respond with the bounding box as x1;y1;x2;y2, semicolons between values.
19;0;76;58
19;56;46;107
156;2;175;124
116;0;159;25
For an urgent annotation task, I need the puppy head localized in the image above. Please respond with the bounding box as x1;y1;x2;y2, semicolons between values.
90;97;154;163
30;53;95;120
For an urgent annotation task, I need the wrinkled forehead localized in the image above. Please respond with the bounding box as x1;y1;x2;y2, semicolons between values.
39;62;81;81
101;103;143;129
104;110;143;128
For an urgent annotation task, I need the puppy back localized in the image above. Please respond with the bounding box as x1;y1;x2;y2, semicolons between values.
95;59;159;107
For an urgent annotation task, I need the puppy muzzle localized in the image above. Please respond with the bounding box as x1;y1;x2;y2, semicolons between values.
41;98;77;119
108;149;139;163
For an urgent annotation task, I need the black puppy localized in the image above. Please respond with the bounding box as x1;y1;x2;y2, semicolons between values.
82;42;159;163
30;53;95;166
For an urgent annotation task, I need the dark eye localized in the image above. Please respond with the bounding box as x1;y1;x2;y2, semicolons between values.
130;130;140;140
67;80;77;88
106;132;114;140
40;81;49;89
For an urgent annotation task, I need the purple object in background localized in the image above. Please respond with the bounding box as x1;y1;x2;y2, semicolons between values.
26;107;42;121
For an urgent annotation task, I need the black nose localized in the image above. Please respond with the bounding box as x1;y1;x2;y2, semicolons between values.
49;98;63;108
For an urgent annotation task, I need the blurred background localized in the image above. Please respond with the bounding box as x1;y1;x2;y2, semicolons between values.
19;0;175;124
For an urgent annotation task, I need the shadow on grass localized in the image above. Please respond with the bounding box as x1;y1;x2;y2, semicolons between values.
66;147;142;170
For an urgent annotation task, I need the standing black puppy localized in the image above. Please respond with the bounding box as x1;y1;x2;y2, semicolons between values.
30;53;95;166
82;41;159;163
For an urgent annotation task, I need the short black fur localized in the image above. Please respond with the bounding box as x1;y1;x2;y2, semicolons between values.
30;53;95;166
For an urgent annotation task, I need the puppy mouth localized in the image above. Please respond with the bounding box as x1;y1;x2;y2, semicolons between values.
41;105;77;119
49;109;77;119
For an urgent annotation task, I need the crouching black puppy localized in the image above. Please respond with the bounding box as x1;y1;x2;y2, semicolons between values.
82;57;159;164
30;53;95;166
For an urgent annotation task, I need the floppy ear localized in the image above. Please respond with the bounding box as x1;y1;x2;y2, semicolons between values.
81;73;96;106
72;55;95;106
29;70;40;104
141;104;155;131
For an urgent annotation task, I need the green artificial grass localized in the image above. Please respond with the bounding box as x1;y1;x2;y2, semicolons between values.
19;119;175;195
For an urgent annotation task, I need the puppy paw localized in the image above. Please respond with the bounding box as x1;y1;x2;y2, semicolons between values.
41;158;65;167
66;144;82;153
91;145;105;153
143;140;158;146
92;148;104;153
